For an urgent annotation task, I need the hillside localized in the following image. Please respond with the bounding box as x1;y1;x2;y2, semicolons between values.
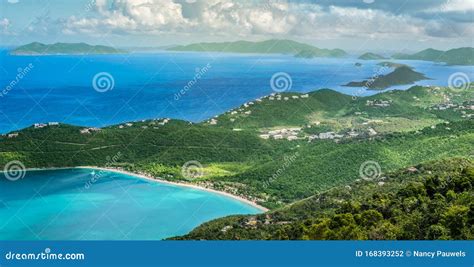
294;48;346;58
358;52;388;60
173;158;474;240
168;39;347;57
212;85;472;133
344;66;429;89
392;47;474;65
1;85;472;208
10;42;127;55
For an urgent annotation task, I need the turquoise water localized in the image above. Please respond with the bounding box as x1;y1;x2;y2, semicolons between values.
0;168;260;240
1;49;473;134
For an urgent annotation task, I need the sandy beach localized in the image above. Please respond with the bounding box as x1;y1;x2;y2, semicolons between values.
19;166;269;212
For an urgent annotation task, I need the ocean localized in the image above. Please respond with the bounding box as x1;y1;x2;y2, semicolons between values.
0;168;260;240
0;49;472;134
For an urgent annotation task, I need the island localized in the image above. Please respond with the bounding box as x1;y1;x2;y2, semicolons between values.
1;84;473;240
358;52;388;60
344;65;429;90
168;39;347;58
293;48;347;58
10;42;128;55
392;47;474;65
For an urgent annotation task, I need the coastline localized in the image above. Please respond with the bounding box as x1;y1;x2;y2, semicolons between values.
18;166;269;212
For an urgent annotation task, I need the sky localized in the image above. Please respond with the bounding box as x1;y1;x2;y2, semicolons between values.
0;0;473;52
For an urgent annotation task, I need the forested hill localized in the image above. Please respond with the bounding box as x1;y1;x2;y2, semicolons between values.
392;47;474;65
173;158;474;240
1;85;472;208
168;39;346;58
11;42;127;55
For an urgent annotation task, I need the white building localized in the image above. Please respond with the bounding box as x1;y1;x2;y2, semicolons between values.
7;133;18;138
34;123;47;129
368;128;377;136
273;134;284;140
319;132;335;139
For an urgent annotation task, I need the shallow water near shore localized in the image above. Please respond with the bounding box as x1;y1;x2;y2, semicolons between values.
0;168;260;240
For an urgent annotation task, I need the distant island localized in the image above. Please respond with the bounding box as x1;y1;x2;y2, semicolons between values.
392;47;474;65
376;61;408;68
358;52;388;60
11;42;127;55
344;65;429;90
294;48;346;58
168;39;347;58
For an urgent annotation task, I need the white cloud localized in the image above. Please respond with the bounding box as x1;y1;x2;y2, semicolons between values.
430;0;474;12
52;0;474;42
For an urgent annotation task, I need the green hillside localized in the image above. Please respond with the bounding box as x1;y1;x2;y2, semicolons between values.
11;42;127;55
1;85;472;209
392;47;474;65
358;52;388;60
294;48;346;58
0;120;274;169
213;85;472;134
168;39;347;57
173;158;474;240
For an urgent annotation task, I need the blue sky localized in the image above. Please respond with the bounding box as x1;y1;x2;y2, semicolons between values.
0;0;473;52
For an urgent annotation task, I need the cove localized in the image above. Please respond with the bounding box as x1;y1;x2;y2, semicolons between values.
0;168;261;240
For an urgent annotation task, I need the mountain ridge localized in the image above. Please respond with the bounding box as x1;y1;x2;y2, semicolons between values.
392;47;474;65
11;42;127;55
168;39;347;58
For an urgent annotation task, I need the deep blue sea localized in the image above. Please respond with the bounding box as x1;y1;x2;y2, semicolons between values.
0;168;260;240
0;49;473;133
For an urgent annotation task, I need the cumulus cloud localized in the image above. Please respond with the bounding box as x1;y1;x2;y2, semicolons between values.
64;0;298;37
3;0;471;44
60;0;473;41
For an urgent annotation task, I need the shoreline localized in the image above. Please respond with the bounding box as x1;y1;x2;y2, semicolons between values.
18;166;269;212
